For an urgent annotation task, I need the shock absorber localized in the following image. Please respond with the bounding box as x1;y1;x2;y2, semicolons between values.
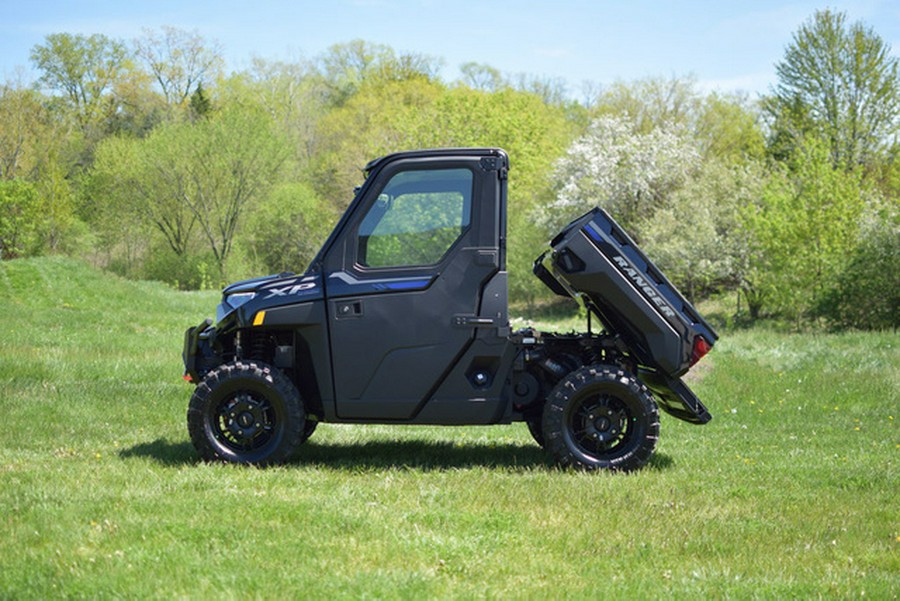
249;330;267;361
589;343;607;366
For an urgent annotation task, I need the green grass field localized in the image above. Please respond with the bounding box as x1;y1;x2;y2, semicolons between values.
1;257;897;599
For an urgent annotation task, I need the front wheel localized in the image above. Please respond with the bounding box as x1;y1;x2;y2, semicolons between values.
187;360;306;466
543;365;659;472
525;415;545;448
299;418;318;443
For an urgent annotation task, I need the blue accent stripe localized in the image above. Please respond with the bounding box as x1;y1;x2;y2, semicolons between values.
328;274;434;297
584;223;603;243
384;279;431;291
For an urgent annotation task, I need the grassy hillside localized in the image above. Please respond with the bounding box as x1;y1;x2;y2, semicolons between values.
1;257;897;598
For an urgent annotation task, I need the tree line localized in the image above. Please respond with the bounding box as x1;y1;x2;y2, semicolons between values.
0;10;897;329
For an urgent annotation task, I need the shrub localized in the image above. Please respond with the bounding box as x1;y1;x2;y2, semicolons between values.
0;179;41;259
817;223;899;329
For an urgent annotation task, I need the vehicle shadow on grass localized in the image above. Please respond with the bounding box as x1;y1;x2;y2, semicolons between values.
295;441;675;472
120;437;675;472
119;438;197;466
292;439;553;471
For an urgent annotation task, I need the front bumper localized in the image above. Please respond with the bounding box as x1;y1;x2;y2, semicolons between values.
182;319;214;384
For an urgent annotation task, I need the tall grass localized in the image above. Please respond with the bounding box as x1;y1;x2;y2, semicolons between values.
1;257;897;598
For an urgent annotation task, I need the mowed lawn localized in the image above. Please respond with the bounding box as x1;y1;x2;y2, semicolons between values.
1;257;897;599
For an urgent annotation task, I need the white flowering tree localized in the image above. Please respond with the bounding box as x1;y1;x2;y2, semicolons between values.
543;115;701;239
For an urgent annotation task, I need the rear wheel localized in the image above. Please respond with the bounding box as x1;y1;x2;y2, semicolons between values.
187;360;306;466
543;365;659;472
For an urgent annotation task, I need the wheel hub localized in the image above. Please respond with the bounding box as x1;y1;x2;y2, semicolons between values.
575;396;627;449
218;393;271;448
586;406;620;443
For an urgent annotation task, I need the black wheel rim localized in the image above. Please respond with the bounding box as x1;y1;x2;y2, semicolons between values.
567;392;634;457
213;390;278;452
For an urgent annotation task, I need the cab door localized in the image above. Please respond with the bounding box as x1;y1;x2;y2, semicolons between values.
322;154;505;420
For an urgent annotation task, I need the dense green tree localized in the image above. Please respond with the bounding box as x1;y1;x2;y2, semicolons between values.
316;40;443;106
595;76;702;134
0;179;41;258
243;182;337;274
91;133;192;258
0;175;82;259
188;83;213;120
30;33;131;135
0;84;54;179
37;161;81;254
228;57;328;171
743;137;868;320
91;106;288;278
817;208;898;330
459;62;504;92
0;79;86;254
696;93;765;161
767;9;900;167
174;107;288;271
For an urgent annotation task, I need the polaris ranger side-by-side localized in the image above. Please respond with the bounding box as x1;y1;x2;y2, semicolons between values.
183;148;717;471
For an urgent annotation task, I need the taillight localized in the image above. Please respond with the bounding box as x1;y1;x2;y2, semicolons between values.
690;336;712;366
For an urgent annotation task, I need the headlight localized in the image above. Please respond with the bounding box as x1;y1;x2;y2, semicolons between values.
226;292;256;310
216;292;256;323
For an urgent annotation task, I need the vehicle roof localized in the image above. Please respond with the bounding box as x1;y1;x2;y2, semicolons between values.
363;147;508;174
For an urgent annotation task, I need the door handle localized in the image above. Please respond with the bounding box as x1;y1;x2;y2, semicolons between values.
475;250;498;266
453;315;497;327
335;301;363;319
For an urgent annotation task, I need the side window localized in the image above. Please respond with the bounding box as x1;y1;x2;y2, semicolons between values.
357;168;473;269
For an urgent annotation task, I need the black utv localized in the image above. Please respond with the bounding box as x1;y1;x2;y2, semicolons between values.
183;148;717;471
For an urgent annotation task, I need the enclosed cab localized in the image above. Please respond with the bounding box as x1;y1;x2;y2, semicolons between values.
183;148;716;471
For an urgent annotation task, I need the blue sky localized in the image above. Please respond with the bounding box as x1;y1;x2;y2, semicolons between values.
2;0;898;98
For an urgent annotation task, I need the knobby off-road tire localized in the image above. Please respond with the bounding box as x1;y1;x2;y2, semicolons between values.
187;360;306;466
543;364;659;472
299;418;318;444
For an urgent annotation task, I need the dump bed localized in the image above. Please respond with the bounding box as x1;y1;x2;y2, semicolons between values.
535;208;718;423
